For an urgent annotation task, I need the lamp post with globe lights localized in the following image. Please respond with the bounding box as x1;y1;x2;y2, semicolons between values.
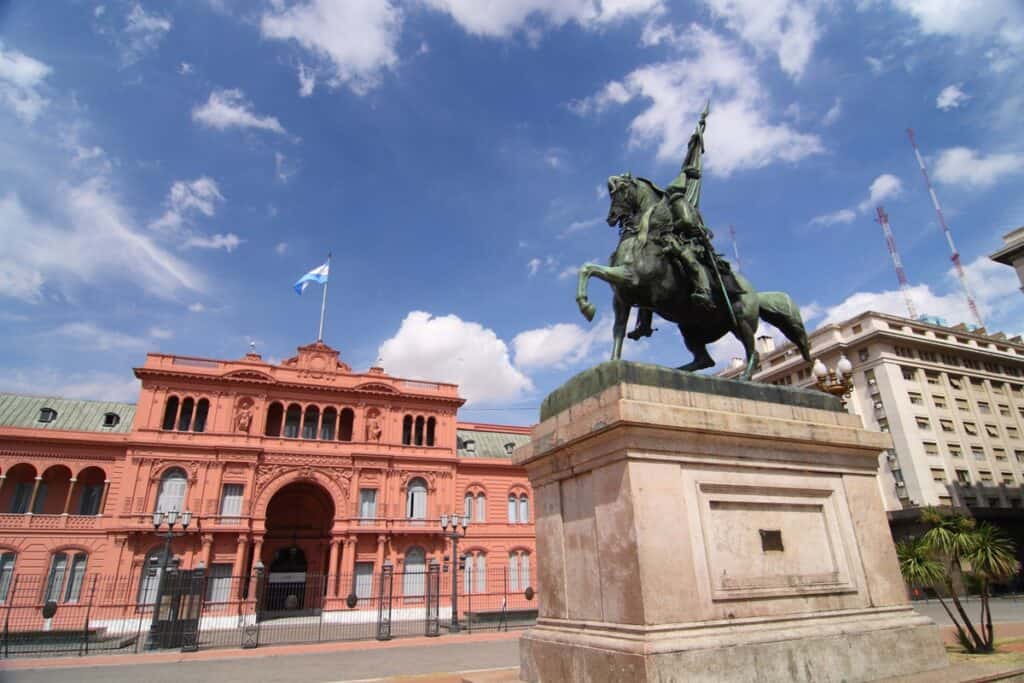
440;512;469;633
813;355;854;407
145;508;193;650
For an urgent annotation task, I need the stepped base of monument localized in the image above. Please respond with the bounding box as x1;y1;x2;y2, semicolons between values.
520;607;946;682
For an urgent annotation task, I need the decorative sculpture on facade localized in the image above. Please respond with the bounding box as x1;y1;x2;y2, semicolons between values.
234;398;254;433
575;103;812;380
365;411;383;443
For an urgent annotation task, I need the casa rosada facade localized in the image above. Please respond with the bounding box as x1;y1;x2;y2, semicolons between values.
0;342;535;614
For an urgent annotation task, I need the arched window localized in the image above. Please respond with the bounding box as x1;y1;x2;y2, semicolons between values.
155;468;187;513
338;408;354;442
402;415;413;445
509;551;531;592
76;467;106;516
0;552;15;602
475;493;486;522
320;408;337;440
464;493;473;518
518;495;529;524
302;405;320;440
45;551;87;604
414;416;425;446
403;546;425;597
406;478;427;520
177;397;195;431
284;404;302;438
508;494;518;523
265;402;284;437
162;396;179;431
193;399;210;433
464;553;486;594
426;417;436;446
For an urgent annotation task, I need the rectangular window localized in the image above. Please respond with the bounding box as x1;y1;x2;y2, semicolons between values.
895;346;915;358
10;482;32;514
0;554;13;603
933;395;948;409
971;378;985;389
219;484;244;520
949;375;964;390
915;417;931;430
359;489;378;519
956;469;971;484
1016;450;1024;463
1002;472;1015;485
475;555;486;594
926;372;941;385
992;382;1006;394
77;484;103;516
949;443;963;458
902;367;916;381
999;404;1011;417
923;442;939;456
994;448;1008;461
920;351;938;362
45;554;67;603
939;419;955;433
908;392;923;406
956;398;969;411
354;562;374;599
475;494;486;522
509;554;520;592
931;468;947;483
878;418;889;432
985;424;1000;438
964;422;978;436
205;564;233;603
972;445;986;460
979;471;993;485
979;402;991;414
1008;427;1020;439
64;554;86;603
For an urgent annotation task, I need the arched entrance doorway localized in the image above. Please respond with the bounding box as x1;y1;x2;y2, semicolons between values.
263;481;334;616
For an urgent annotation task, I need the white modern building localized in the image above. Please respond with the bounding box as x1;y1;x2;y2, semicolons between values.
720;311;1024;522
991;226;1024;294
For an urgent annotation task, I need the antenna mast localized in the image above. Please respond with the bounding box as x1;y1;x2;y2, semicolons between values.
875;206;917;319
906;128;983;327
729;225;741;274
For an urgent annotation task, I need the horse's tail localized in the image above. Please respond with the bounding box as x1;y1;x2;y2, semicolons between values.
758;292;811;362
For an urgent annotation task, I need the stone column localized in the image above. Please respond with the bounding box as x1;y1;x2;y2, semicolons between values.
375;535;386;572
201;533;214;567
62;478;77;515
327;538;341;598
26;476;42;514
98;480;110;516
251;535;264;570
233;535;249;596
342;536;357;577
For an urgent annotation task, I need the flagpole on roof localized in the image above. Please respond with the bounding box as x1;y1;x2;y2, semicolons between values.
317;252;331;342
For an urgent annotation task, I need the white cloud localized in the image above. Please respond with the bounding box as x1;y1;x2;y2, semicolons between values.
188;302;206;312
573;25;823;176
122;3;172;65
557;265;579;280
297;63;316;97
561;216;603;237
856;173;902;211
527;256;557;276
0;183;202;303
192;89;287;135
513;320;607;368
823;97;841;125
700;0;826;80
424;0;662;38
54;321;148;351
149;326;173;339
936;83;969;110
275;152;298;182
0;44;52;123
932;147;1024;188
809;208;856;226
378;311;532;405
275;242;288;255
150;176;226;235
890;0;1024;70
183;233;242;252
178;62;193;75
865;55;886;74
261;1;402;95
0;368;140;403
544;149;565;169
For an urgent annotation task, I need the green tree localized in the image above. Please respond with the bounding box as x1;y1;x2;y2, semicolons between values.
897;507;1020;654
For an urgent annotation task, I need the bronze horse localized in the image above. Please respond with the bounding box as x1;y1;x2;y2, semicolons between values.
575;174;811;380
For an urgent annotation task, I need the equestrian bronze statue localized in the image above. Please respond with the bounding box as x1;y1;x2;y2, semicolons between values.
575;103;811;381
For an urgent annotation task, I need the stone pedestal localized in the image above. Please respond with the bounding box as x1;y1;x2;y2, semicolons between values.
513;361;947;683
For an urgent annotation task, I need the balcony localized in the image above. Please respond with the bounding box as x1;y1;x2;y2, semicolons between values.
0;514;100;530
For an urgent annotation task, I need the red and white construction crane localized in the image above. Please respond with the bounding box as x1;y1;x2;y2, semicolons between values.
906;128;984;327
875;206;917;319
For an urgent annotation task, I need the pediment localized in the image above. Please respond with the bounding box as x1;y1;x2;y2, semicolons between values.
223;370;276;382
356;382;397;393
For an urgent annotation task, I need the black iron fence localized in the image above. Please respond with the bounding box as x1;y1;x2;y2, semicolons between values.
0;565;537;658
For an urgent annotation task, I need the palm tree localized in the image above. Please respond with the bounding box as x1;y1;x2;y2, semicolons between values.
965;523;1020;652
919;507;985;650
897;537;971;647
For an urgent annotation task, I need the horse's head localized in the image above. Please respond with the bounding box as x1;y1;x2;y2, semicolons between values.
606;173;638;228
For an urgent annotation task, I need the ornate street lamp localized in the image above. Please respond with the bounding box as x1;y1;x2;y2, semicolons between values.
813;355;854;407
440;512;470;633
146;508;192;650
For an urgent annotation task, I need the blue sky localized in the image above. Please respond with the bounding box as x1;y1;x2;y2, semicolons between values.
1;0;1023;425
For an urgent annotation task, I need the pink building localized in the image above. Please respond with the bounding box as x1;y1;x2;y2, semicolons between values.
0;342;534;644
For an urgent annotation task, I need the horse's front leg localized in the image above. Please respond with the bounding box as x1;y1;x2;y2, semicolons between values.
576;262;640;322
611;295;630;360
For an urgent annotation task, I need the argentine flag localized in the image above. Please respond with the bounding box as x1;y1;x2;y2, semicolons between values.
294;261;329;295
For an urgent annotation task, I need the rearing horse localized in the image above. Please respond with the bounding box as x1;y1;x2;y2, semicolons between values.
575;174;811;380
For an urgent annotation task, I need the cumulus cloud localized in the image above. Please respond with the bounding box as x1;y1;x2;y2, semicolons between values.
53;321;149;351
572;25;823;176
700;0;826;80
809;208;856;227
188;302;206;313
424;0;662;38
122;3;172;65
148;177;239;252
0;182;202;303
261;0;402;95
932;147;1024;188
822;97;841;125
527;256;558;277
512;319;610;368
936;83;969;110
890;0;1024;71
378;311;532;405
810;173;901;226
0;368;140;402
183;233;242;251
0;44;52;122
192;89;287;135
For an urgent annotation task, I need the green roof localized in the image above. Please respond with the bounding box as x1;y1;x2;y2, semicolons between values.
0;393;135;433
456;428;530;459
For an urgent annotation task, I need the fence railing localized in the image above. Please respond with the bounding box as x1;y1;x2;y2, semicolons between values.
0;566;537;658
